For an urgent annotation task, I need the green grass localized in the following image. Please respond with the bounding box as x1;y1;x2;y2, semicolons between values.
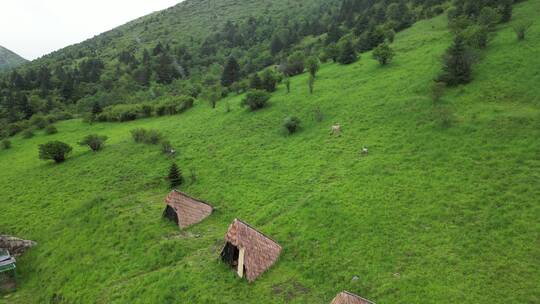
2;1;540;303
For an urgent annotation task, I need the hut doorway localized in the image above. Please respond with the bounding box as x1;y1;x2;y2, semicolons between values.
163;205;179;225
220;242;245;278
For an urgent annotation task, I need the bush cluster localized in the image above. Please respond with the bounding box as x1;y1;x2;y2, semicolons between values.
131;128;163;145
283;116;301;134
45;125;58;135
241;90;270;111
3;112;72;138
39;141;73;163
1;139;11;150
95;96;194;122
79;134;108;151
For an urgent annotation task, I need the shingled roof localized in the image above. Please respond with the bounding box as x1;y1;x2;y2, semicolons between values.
223;219;282;282
164;190;213;229
331;291;375;304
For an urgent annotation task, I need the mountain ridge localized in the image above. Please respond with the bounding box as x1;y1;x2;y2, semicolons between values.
0;45;27;71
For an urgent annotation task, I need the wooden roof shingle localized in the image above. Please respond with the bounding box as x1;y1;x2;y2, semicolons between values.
224;219;282;282
164;190;213;229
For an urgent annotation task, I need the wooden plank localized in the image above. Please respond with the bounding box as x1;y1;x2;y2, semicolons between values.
237;247;245;278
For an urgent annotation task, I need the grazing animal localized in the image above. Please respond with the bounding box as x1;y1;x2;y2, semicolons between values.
361;147;369;156
331;123;341;136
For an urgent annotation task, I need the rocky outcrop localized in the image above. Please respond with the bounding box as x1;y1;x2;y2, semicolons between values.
0;235;37;257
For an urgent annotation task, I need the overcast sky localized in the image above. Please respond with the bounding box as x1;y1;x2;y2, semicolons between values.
0;0;181;60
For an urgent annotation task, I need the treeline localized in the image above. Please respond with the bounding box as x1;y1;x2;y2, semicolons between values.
0;0;519;139
438;0;520;86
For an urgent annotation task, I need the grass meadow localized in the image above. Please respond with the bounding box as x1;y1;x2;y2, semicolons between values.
1;1;540;303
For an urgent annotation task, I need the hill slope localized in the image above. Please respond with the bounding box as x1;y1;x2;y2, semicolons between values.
0;46;27;71
1;1;540;304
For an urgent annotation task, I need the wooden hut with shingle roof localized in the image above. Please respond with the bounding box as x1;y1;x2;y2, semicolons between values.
163;190;213;229
220;219;282;282
331;291;375;304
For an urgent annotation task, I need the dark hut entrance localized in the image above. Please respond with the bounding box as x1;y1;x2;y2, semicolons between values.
163;205;179;225
221;242;239;267
220;242;245;278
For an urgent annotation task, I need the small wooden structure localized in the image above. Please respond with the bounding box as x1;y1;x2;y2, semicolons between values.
0;249;16;292
331;291;375;304
220;219;282;282
163;190;213;229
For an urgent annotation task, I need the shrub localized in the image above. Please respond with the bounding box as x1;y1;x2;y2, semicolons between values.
284;51;305;76
284;76;291;93
373;42;395;65
161;140;175;155
22;129;34;139
201;85;222;109
30;115;48;129
45;115;58;124
51;111;73;121
462;25;489;49
283;116;301;134
478;7;501;30
261;69;278;92
7;122;26;136
499;1;513;23
432;5;444;16
513;21;533;41
45;125;58;135
1;140;11;150
323;43;340;63
168;163;183;189
79;134;108;151
145;130;163;144
241;90;270;111
131;128;163;145
155;102;177;116
305;56;320;77
178;97;194;112
449;16;474;34
337;38;358;64
140;105;154;117
118;109;138;122
249;73;263;90
385;29;396;43
39;141;73;163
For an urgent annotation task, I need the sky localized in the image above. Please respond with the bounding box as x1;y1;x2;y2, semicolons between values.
0;0;182;60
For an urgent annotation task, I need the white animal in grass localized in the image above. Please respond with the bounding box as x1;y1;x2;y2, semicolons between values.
331;123;341;136
361;147;369;156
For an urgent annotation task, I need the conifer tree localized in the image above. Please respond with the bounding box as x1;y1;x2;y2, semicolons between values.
168;163;183;189
250;73;263;90
91;101;103;116
221;57;241;87
270;35;284;55
438;35;473;86
337;39;358;64
156;54;177;84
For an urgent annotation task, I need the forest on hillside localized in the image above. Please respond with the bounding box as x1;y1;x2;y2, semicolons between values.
0;0;518;139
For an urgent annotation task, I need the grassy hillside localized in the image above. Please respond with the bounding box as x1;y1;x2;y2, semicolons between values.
0;46;26;71
1;1;540;303
35;0;332;65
